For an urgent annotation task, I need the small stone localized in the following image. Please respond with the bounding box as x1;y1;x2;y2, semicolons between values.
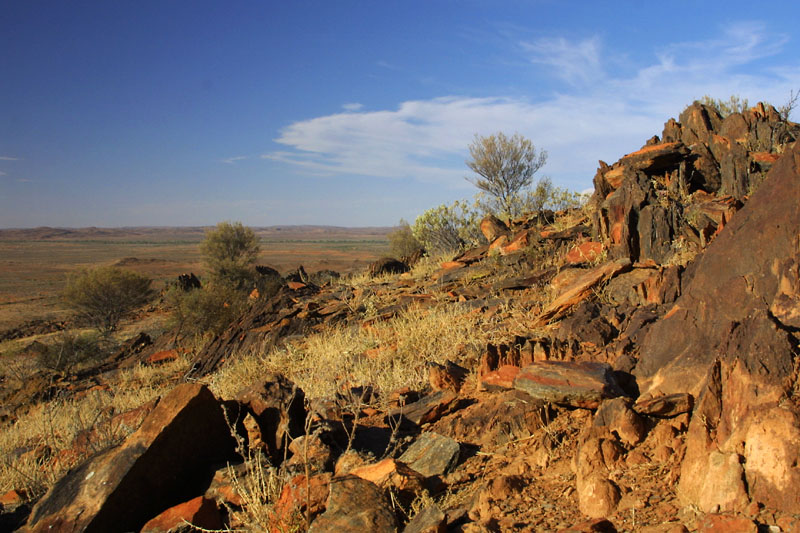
140;496;223;533
308;476;396;532
403;504;446;533
399;432;460;478
576;474;620;518
271;473;331;532
695;514;758;533
634;393;693;417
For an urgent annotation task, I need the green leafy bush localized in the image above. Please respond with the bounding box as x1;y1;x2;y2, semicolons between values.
62;266;154;333
387;220;424;259
164;283;251;339
37;332;111;373
411;199;485;255
201;221;261;290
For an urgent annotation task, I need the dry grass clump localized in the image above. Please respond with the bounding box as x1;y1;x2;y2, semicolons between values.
207;303;490;404
0;353;192;497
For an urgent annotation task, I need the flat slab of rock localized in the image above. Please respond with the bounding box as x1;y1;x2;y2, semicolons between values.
513;361;623;408
479;365;520;391
535;258;631;325
633;393;693;417
308;476;396;532
388;390;462;427
399;432;460;478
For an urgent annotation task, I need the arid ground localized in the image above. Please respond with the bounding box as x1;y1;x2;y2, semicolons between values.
0;225;391;331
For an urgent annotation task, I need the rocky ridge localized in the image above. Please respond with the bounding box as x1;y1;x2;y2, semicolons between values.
4;102;800;532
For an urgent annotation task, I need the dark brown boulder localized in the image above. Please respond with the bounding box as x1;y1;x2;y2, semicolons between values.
308;476;396;532
25;384;238;533
480;214;509;242
236;374;306;464
369;257;410;276
635;141;800;395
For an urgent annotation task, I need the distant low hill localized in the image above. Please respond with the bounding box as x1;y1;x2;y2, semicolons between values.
0;225;394;242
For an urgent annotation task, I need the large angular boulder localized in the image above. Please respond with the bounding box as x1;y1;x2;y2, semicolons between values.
25;384;238;532
636;141;800;396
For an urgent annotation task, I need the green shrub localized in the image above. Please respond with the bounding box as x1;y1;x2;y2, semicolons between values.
37;332;111;373
201;221;261;290
387;220;424;259
411;199;485;255
62;266;154;334
165;283;251;339
698;94;750;118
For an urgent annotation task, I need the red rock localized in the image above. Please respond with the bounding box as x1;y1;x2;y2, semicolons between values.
488;234;509;253
577;474;620;518
439;260;465;270
0;489;26;507
286;434;334;474
428;360;468;392
535;258;631;325
695;514;757;533
287;281;306;290
350;458;425;503
146;349;179;365
388;390;461;427
499;229;530;254
140;496;223;533
514;361;623;409
480;214;508;242
633;393;692;417
271;473;331;533
479;365;520;391
566;242;604;265
308;476;396;532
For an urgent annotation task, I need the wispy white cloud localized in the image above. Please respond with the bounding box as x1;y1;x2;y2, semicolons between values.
263;22;800;192
0;156;19;161
521;36;603;86
221;156;248;164
342;103;364;112
15;178;32;183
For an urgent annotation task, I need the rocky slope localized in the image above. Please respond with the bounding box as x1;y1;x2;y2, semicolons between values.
5;102;800;532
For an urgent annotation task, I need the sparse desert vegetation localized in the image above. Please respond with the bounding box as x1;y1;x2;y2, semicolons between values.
3;101;800;532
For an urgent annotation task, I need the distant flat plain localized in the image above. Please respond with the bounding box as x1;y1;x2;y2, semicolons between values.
0;225;391;330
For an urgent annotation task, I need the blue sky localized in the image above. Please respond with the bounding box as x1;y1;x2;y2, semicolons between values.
2;1;800;228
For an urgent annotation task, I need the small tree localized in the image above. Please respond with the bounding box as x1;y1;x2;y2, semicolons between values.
387;220;423;259
62;266;154;333
201;221;261;290
466;132;548;220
